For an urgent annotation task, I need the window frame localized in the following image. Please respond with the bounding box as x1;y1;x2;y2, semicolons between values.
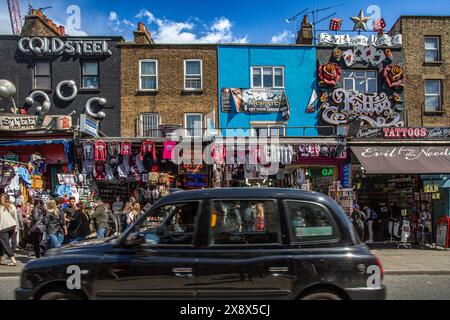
184;113;203;138
125;200;203;248
424;79;443;113
250;66;285;89
33;60;51;90
207;198;283;247
424;36;441;63
138;112;160;138
184;59;203;91
343;69;378;95
139;59;158;91
80;60;100;90
283;200;341;246
250;122;286;137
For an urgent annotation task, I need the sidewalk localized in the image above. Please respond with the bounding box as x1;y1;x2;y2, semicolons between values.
371;245;450;275
0;252;33;277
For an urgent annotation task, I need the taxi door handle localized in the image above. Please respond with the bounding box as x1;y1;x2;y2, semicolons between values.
269;267;289;276
173;267;193;278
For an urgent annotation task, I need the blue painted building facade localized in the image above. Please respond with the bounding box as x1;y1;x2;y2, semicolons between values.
218;45;320;137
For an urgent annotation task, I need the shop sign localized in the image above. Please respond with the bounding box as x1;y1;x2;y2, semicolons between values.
18;37;112;56
79;114;98;137
318;33;402;47
221;88;290;119
355;127;450;139
0;114;38;131
321;168;334;177
321;89;404;127
424;185;439;193
179;163;206;174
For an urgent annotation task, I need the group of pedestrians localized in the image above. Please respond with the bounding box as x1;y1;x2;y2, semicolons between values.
0;193;119;263
112;196;145;232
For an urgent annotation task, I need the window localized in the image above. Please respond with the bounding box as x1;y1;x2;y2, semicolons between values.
425;37;440;62
129;202;200;245
138;113;160;138
343;70;377;94
33;61;51;90
285;201;338;243
209;200;281;245
81;61;99;89
250;125;285;137
251;67;284;88
184;60;202;90
424;80;442;112
184;113;203;137
139;60;158;91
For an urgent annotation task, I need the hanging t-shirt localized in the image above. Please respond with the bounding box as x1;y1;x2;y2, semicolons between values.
163;141;177;160
95;163;106;180
5;167;20;196
94;141;107;162
212;144;226;164
121;142;132;156
18;166;32;188
140;140;156;161
2;153;19;162
83;142;94;161
108;142;120;166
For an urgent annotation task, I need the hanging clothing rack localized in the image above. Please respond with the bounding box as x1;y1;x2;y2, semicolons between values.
0;158;28;166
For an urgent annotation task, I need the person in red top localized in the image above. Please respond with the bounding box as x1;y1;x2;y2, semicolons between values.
140;140;156;161
94;141;107;162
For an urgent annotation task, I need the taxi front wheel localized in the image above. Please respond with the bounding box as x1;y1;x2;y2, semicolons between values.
40;289;84;300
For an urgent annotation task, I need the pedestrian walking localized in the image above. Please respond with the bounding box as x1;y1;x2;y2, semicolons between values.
0;194;18;266
69;204;92;244
29;198;46;258
44;199;67;250
92;200;115;239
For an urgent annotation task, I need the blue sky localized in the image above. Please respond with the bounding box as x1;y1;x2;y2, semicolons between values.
1;0;449;43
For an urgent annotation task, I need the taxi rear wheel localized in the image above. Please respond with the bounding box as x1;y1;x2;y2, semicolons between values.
300;291;343;300
40;289;83;300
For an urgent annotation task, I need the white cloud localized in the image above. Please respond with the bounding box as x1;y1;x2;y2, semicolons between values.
271;30;295;44
115;9;248;43
135;9;156;24
109;11;117;22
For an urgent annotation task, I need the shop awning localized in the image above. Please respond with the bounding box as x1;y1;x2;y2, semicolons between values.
351;146;450;174
0;139;73;167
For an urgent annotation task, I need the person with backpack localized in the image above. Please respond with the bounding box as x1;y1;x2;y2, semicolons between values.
351;204;367;240
29;198;46;258
0;194;18;266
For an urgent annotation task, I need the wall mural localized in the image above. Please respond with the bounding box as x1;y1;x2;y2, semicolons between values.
316;10;405;128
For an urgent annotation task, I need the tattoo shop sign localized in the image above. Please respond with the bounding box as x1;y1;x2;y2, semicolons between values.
222;88;290;119
355;127;450;139
321;89;404;128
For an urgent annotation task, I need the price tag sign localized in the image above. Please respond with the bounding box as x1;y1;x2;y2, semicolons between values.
432;193;441;200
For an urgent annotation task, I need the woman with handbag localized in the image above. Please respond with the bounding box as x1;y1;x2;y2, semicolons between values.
29;198;46;259
0;194;18;266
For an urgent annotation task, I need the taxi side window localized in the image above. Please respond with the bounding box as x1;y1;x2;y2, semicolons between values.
134;202;200;245
285;201;338;243
209;200;281;245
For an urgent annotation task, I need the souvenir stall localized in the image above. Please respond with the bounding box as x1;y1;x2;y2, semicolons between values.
0;138;75;205
76;138;181;207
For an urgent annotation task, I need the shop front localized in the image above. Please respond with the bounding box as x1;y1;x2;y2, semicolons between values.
349;136;450;246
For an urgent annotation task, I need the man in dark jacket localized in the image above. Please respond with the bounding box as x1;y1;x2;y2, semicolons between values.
92;200;115;239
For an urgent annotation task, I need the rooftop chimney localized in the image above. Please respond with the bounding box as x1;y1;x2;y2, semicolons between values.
296;15;313;45
21;9;67;36
134;22;155;45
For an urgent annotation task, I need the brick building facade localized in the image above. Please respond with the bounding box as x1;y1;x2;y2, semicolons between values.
391;16;450;127
120;23;218;137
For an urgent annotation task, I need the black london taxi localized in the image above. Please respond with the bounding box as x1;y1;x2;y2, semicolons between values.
16;188;386;300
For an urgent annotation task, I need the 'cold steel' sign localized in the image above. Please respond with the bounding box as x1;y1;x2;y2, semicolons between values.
18;37;112;56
